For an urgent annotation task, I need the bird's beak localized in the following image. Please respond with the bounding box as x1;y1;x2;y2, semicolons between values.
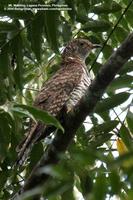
92;44;102;48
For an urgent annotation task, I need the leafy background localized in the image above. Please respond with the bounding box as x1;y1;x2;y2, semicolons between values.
0;0;133;199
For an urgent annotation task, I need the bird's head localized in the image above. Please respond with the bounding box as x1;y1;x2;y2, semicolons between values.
62;38;101;61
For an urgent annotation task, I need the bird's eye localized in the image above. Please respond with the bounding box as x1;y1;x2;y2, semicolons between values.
80;42;84;46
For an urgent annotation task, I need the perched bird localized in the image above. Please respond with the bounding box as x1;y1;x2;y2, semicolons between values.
16;38;101;166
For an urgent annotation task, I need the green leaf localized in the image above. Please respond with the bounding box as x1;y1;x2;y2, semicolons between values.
94;173;107;200
0;171;8;190
76;125;89;148
107;75;133;92
0;21;17;32
30;142;44;168
114;27;128;43
65;0;76;21
0;110;11;158
0;32;7;46
91;2;122;14
11;34;23;90
126;9;133;27
80;174;93;196
27;12;44;62
95;92;130;113
82;20;111;32
61;18;72;43
0;44;9;78
103;45;113;59
88;120;119;133
13;104;64;132
109;151;133;169
44;181;72;199
0;0;17;4
70;147;96;167
90;0;104;5
61;187;74;200
92;62;102;74
119;61;133;75
44;11;59;53
119;124;133;151
81;0;90;11
76;14;88;23
126;111;133;133
109;170;121;195
0;78;7;105
88;132;112;148
0;10;33;19
120;17;130;31
0;44;15;102
39;164;72;182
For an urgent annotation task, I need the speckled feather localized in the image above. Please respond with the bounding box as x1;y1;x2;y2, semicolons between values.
16;39;93;166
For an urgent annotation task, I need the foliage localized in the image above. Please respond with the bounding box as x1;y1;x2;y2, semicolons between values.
0;0;133;199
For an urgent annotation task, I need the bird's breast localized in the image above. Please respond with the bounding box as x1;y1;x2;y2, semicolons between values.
66;67;91;112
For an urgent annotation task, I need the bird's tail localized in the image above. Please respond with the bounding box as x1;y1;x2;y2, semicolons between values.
15;123;44;166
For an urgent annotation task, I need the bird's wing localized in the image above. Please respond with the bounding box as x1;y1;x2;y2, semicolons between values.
34;64;83;114
16;62;83;166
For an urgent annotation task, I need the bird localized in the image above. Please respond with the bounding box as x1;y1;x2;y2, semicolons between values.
16;38;101;166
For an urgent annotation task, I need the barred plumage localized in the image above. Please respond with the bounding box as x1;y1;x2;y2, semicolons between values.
16;38;100;166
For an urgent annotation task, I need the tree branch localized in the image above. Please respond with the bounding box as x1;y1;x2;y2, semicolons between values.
12;32;133;199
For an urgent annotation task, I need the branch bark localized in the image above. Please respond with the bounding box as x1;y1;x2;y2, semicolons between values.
12;32;133;199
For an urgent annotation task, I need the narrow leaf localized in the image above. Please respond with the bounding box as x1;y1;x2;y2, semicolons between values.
44;11;59;53
126;111;133;133
119;124;133;151
94;174;107;200
109;170;121;195
27;12;44;62
82;20;111;32
65;0;76;21
0;21;17;32
11;34;23;90
88;120;119;133
107;75;133;92
13;104;64;132
91;2;122;14
0;44;9;78
119;61;133;75
95;92;130;113
126;9;133;27
0;10;33;19
115;27;128;43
